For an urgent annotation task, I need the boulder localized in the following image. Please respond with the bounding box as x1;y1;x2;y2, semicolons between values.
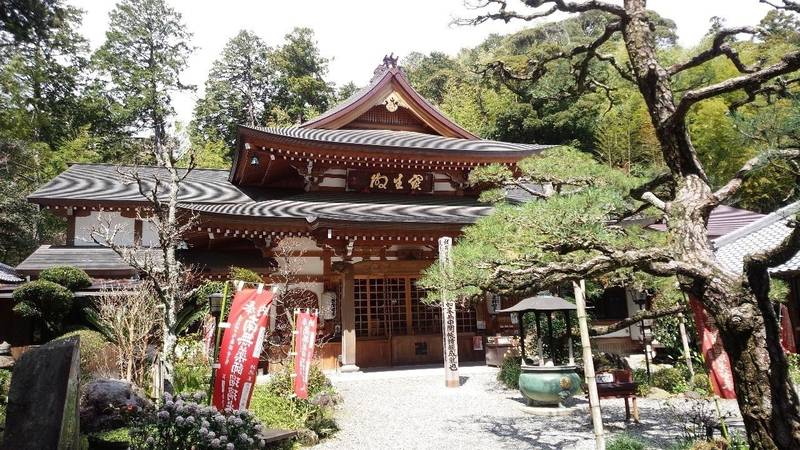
647;387;672;399
0;341;13;369
80;378;152;432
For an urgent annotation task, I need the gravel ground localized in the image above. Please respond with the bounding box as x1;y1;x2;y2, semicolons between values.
316;364;744;450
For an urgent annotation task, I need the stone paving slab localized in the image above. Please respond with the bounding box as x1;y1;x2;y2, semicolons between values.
318;365;744;449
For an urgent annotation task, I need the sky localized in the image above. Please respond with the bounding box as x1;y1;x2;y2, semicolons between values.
68;0;772;125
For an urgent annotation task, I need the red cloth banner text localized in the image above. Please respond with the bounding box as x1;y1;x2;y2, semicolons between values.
689;295;736;399
781;304;797;353
293;310;318;399
212;288;273;411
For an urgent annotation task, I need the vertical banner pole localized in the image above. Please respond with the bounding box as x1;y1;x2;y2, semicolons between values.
439;237;459;388
573;280;604;449
208;281;229;404
678;313;695;378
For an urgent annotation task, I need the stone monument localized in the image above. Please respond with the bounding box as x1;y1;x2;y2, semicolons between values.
2;336;80;450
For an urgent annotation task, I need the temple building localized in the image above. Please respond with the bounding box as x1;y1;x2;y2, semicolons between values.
8;58;547;369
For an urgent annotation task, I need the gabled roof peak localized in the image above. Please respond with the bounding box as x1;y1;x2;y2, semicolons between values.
301;56;477;139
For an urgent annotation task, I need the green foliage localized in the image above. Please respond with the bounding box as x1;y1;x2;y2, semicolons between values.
89;427;131;445
191;30;276;156
632;368;651;396
173;336;211;395
651;367;690;394
607;433;648;450
265;364;333;399
56;328;116;380
691;373;712;395
12;280;74;339
129;392;267;450
249;364;338;441
39;265;91;291
93;0;194;143
497;355;521;389
419;147;662;300
229;267;264;284
270;27;335;124
788;353;800;386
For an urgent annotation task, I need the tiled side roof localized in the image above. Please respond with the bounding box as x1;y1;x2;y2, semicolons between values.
28;164;252;203
28;164;255;204
181;192;493;224
649;205;765;238
15;245;144;276
714;201;800;276
242;126;549;155
0;262;23;283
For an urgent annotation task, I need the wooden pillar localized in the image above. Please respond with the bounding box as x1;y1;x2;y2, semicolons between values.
678;313;694;378
340;264;359;372
574;280;604;449
518;312;526;363
546;312;555;364
565;310;575;366
65;214;76;247
534;312;544;366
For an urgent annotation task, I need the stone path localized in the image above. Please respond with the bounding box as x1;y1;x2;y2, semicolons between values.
317;364;744;450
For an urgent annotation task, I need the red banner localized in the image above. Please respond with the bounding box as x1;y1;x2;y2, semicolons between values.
293;310;318;399
212;288;273;410
688;295;736;399
780;304;797;353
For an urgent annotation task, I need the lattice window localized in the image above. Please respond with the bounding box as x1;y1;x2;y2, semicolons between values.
411;279;441;334
355;276;476;338
354;279;368;337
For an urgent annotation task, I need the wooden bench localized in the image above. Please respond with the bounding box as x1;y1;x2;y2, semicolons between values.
589;369;640;422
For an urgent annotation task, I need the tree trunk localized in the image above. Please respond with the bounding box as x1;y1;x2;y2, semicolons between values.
615;2;800;445
712;289;800;449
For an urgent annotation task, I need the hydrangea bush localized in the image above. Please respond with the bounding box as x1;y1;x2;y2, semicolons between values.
129;392;268;450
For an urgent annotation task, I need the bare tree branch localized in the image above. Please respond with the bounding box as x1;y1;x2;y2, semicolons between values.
713;148;800;203
668;27;760;76
590;303;689;336
675;51;800;120
759;0;800;12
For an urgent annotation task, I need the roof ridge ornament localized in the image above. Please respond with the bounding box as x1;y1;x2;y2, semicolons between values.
373;53;400;79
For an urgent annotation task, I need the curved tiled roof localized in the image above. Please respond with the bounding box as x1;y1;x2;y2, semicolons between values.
182;192;492;224
714;201;800;276
28;164;493;225
241;126;549;155
28;164;256;204
0;262;23;283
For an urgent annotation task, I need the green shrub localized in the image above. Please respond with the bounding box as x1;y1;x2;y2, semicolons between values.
0;369;10;428
39;266;91;291
13;280;74;339
250;364;339;442
56;329;117;379
651;367;689;394
129;392;267;450
788;353;800;386
250;384;338;442
632;368;651;396
266;364;333;399
497;355;521;389
691;373;712;394
173;336;211;394
607;433;647;450
229;267;263;284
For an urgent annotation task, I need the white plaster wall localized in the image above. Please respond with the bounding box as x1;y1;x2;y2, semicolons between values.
75;211;134;246
277;256;323;276
141;220;158;247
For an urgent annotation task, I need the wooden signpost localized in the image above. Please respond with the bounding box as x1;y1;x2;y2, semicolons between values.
439;237;460;388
